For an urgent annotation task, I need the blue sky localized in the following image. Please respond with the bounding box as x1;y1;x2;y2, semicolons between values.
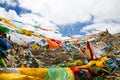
0;0;120;37
58;21;93;36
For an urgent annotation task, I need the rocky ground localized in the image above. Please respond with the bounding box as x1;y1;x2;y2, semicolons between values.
31;32;120;67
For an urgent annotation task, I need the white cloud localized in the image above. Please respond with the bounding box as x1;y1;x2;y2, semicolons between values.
18;0;94;24
17;0;120;34
92;0;120;21
0;7;20;19
18;0;120;24
81;23;120;34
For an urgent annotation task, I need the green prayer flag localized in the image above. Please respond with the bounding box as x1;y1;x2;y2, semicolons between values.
46;68;71;80
33;44;38;49
33;26;40;29
0;26;10;34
